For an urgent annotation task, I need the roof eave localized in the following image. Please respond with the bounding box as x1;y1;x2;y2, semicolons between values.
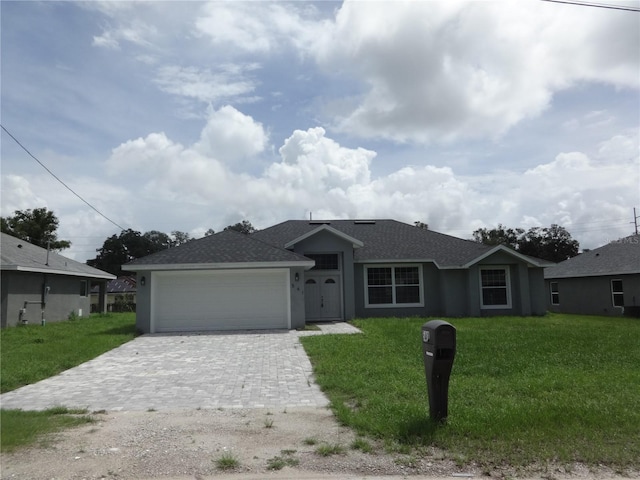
123;261;316;272
545;270;640;279
1;265;116;280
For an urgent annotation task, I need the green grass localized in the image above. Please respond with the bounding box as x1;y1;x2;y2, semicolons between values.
301;314;640;469
0;407;94;452
1;312;137;393
215;451;240;470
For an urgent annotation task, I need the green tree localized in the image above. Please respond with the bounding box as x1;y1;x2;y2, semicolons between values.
518;224;579;262
473;223;579;262
171;230;192;246
224;220;257;235
472;224;524;249
414;221;429;230
88;229;173;275
0;207;71;250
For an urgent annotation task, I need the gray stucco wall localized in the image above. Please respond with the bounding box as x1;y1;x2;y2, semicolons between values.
289;266;306;329
135;272;151;333
545;273;640;316
1;271;92;327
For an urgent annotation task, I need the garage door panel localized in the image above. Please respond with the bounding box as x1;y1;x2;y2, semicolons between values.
152;269;289;332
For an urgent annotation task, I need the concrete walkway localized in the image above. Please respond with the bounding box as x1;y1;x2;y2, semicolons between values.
0;322;361;412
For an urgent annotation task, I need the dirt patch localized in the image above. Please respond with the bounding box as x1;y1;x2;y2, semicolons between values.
1;408;635;479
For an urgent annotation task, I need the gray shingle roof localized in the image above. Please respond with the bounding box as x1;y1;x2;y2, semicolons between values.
1;233;115;279
124;229;313;269
252;219;494;268
544;235;640;279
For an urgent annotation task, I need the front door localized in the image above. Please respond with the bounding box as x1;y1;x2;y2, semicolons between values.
305;274;341;321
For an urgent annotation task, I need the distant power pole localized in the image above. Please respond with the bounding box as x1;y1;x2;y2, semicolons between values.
634;207;639;235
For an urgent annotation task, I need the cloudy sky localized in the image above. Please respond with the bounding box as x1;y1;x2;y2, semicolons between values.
2;0;639;262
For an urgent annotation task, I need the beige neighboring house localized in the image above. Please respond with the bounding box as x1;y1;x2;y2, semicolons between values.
90;276;137;312
1;233;115;327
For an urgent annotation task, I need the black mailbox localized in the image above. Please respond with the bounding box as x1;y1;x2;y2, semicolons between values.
422;320;456;421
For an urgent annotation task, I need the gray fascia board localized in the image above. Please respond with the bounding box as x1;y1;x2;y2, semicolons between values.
544;270;640;280
355;258;442;268
1;265;116;280
284;225;364;249
123;261;316;272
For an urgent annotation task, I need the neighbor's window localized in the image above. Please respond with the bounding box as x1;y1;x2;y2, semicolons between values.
80;280;88;297
611;279;624;308
480;266;512;309
550;282;560;305
365;265;423;307
306;253;339;271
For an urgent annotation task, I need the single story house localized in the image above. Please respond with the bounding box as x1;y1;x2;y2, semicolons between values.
544;234;640;317
90;276;137;313
1;232;115;327
125;219;551;334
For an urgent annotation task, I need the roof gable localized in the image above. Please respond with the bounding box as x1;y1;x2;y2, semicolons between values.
1;233;115;279
284;224;364;249
545;235;640;279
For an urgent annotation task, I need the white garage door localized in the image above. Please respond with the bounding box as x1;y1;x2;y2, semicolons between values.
151;269;290;332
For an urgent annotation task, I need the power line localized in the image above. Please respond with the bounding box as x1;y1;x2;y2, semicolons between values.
1;124;126;231
540;0;640;12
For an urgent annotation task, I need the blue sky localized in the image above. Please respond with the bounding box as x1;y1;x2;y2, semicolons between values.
2;0;639;261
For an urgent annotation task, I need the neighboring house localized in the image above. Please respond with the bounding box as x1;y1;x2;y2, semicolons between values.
1;233;115;327
544;235;640;317
90;276;137;313
126;220;551;334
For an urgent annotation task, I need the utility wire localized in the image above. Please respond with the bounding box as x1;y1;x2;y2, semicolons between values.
1;124;126;231
540;0;640;12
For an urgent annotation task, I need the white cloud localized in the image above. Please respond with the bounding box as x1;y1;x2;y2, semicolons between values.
195;105;268;163
154;65;259;104
309;1;640;143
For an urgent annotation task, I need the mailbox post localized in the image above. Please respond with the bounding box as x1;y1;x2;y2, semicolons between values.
422;320;456;421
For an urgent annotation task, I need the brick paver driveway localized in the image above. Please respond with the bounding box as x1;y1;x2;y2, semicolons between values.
0;324;360;411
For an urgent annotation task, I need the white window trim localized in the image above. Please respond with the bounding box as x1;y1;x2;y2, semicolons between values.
550;281;560;306
479;265;512;309
611;279;624;308
364;264;424;308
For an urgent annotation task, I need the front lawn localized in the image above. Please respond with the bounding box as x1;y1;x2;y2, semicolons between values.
301;314;640;470
1;312;137;393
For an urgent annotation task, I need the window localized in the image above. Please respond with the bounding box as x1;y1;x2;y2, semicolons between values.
550;282;559;305
80;280;88;297
306;254;339;271
611;279;624;308
365;265;423;307
480;266;511;309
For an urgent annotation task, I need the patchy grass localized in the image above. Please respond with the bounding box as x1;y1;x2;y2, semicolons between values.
1;313;137;393
215;451;240;470
301;314;640;469
315;443;346;456
0;407;94;452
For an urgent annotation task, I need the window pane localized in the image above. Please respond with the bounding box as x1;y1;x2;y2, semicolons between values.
481;269;506;287
395;267;419;285
550;282;559;293
368;286;393;304
551;293;560;305
613;293;625;307
307;254;339;270
611;280;623;293
396;286;420;303
483;287;508;306
367;267;392;286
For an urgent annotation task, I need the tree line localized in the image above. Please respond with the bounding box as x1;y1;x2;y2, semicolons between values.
2;208;580;276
